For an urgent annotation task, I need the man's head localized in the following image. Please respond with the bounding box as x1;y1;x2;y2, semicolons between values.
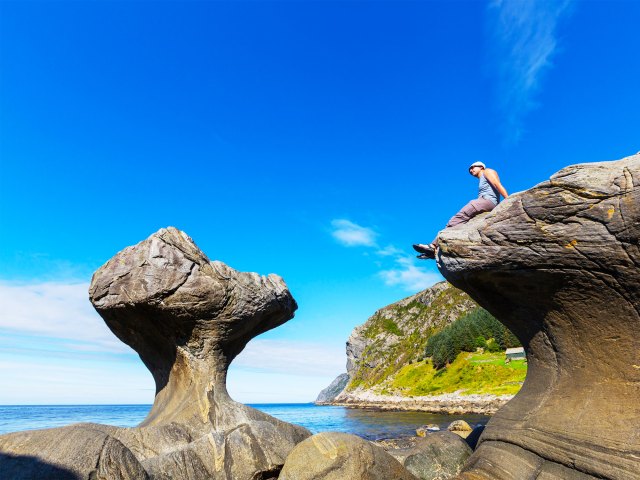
469;161;485;177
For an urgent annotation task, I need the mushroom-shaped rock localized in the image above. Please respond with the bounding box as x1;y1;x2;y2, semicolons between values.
0;228;310;480
89;227;298;430
279;432;419;480
437;155;640;479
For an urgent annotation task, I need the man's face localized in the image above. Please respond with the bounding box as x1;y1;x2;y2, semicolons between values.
469;166;483;177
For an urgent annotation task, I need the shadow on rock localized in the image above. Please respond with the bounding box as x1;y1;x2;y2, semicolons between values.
0;452;80;480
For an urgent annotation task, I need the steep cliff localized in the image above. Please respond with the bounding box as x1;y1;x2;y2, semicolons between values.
320;281;527;412
343;282;477;392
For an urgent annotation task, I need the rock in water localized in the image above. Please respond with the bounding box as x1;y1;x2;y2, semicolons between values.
0;227;310;479
437;155;640;479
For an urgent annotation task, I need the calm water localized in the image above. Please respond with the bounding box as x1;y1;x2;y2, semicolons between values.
0;404;489;440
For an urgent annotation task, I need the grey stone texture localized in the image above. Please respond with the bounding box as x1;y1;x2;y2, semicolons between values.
386;431;472;480
279;432;419;480
0;227;310;479
437;154;640;479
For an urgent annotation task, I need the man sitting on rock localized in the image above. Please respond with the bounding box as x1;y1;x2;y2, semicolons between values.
413;161;508;259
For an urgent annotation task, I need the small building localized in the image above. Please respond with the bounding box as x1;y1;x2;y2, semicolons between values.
505;347;526;362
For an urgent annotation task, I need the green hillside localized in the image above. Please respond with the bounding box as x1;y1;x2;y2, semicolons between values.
343;282;527;398
346;282;478;390
388;352;527;396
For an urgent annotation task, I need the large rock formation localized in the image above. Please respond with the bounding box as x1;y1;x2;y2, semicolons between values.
0;227;310;479
437;155;640;479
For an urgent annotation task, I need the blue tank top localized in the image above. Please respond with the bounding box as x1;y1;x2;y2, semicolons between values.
478;173;500;205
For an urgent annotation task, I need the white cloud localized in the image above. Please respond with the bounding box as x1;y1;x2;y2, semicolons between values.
232;339;345;377
328;219;442;292
229;340;346;403
375;244;403;257
0;357;154;405
0;281;347;405
227;370;339;404
330;219;378;247
487;0;572;143
0;281;131;353
379;256;442;292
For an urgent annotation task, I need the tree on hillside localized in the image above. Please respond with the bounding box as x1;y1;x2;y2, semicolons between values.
424;308;521;369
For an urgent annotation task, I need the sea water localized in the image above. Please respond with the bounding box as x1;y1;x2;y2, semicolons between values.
0;404;489;440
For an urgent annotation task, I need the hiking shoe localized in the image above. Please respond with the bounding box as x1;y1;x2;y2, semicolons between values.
413;243;435;254
417;251;435;260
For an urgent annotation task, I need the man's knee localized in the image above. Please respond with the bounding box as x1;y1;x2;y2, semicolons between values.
446;202;476;228
470;198;496;213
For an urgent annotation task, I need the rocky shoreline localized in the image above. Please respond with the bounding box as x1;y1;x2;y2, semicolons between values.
322;390;512;415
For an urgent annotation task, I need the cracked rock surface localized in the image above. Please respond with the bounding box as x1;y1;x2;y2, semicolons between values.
0;227;310;479
436;154;639;479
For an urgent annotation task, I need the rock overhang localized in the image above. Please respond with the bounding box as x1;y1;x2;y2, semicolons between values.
436;154;640;479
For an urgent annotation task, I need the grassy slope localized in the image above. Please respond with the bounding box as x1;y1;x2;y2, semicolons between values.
386;352;527;396
348;284;477;391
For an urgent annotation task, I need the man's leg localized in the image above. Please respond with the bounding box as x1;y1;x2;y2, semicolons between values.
431;198;495;245
416;198;496;259
446;198;495;228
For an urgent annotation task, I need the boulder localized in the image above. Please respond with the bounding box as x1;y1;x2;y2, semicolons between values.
0;228;311;479
0;425;148;480
447;420;472;432
437;154;640;478
416;424;440;437
447;420;472;439
385;432;472;480
279;432;419;480
374;436;419;450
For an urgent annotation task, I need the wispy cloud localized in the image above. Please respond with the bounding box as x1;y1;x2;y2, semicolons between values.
330;219;378;247
329;219;442;292
487;0;572;143
0;281;131;354
233;339;345;377
379;256;442;292
375;244;403;257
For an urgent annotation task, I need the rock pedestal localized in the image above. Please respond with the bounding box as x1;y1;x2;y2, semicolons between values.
0;228;310;479
437;155;640;479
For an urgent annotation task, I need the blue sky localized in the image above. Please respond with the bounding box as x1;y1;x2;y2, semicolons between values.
0;0;638;404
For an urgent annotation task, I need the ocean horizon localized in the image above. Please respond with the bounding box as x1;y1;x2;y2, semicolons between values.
0;403;489;440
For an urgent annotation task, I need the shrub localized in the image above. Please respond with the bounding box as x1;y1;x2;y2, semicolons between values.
424;308;521;369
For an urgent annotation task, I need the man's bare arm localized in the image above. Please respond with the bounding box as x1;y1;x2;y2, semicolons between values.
484;168;509;198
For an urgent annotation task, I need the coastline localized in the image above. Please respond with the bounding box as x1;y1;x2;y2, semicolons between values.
321;390;513;415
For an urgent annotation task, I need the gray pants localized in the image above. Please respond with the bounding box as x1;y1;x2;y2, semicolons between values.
432;197;496;245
